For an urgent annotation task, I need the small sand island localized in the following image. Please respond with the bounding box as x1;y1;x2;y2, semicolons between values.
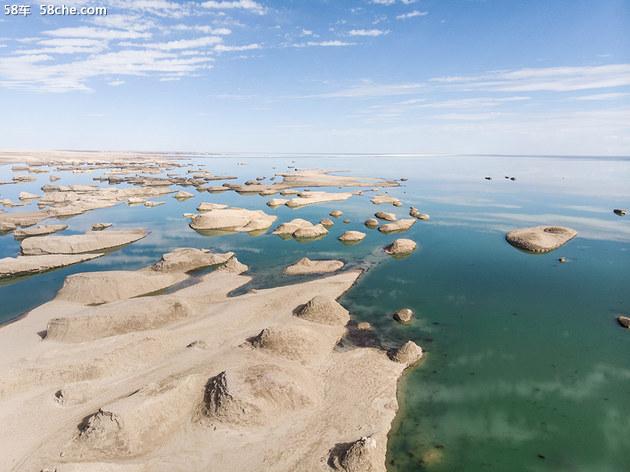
505;226;578;253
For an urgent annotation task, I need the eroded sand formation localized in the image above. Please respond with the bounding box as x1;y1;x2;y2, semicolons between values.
505;226;578;253
0;248;421;472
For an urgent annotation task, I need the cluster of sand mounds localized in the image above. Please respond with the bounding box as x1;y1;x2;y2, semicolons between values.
505;225;578;252
0;245;421;472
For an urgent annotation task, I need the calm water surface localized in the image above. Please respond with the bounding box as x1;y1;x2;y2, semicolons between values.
1;155;629;471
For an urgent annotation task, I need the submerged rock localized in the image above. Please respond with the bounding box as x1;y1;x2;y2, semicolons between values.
506;226;577;253
330;210;343;218
617;316;630;329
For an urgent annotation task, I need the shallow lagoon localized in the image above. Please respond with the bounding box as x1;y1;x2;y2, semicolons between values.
1;154;629;471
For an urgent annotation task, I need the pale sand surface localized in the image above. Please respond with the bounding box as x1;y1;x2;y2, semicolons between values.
0;151;417;472
0;251;414;472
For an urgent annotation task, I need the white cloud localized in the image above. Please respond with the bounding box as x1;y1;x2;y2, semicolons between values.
43;26;151;40
419;96;531;109
348;29;390;37
371;0;417;4
172;25;232;35
396;10;428;20
214;43;260;51
139;36;223;50
201;0;265;15
0;48;214;92
293;40;356;48
572;92;629;101
108;80;125;86
316;81;424;98
433;64;630;92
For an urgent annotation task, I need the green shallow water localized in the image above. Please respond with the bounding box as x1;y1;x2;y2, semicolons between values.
1;154;629;471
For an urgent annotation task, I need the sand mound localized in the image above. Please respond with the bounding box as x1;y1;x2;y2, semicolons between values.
374;211;396;221
55;271;187;304
339;231;366;242
388;341;423;367
371;195;400;206
149;247;234;272
330;436;381;472
384;238;416;257
76;375;202;458
284;257;344;275
505;226;578;252
199;364;317;427
294;223;328;239
272;218;312;236
378;219;415;234
20;229;147;255
296;295;350;326
13;224;67;240
0;253;104;278
55;381;102;407
189;208;277;233
46;297;196;342
393;308;413;324
196;202;228;212
249;326;336;364
286;191;353;208
214;256;248;274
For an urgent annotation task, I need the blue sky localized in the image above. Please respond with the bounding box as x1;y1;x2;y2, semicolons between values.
0;0;628;155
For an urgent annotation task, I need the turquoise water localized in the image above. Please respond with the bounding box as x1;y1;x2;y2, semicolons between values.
1;155;629;471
